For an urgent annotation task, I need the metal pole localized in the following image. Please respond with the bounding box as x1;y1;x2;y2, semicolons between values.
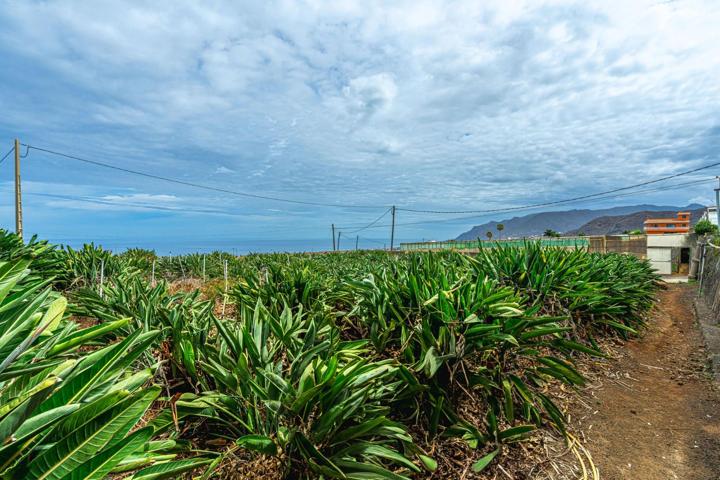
337;231;341;250
14;139;23;239
332;224;336;251
356;235;359;250
390;206;396;251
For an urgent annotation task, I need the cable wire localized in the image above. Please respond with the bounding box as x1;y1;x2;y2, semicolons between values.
27;192;261;217
339;207;392;234
0;146;13;165
351;176;716;230
20;142;718;234
397;161;720;214
23;144;389;211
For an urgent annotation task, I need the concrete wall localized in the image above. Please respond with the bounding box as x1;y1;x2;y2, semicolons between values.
647;247;673;275
646;233;696;248
646;234;697;275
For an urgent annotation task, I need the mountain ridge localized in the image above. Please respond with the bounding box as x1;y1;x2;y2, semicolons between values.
565;208;706;235
455;204;706;240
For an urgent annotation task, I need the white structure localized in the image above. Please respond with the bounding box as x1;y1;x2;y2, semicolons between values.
646;233;697;275
701;206;718;227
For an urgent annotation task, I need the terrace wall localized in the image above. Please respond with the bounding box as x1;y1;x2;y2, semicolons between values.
696;241;720;380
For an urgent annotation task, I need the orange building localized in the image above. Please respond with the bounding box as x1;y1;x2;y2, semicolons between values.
643;212;691;235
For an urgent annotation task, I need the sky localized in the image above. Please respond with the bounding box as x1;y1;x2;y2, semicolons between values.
0;0;719;253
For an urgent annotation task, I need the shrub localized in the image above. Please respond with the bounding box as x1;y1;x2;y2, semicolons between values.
694;219;718;235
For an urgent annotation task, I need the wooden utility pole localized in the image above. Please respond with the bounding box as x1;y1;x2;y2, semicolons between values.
390;205;396;251
332;224;336;251
14;139;23;239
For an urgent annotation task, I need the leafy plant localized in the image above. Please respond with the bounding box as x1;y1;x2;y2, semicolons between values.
695;219;718;235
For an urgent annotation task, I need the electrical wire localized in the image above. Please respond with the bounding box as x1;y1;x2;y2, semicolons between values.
27;192;261;217
27;193;357;236
349;176;717;230
357;236;386;246
339;207;392;234
18;142;719;239
21;142;720;218
396;161;720;214
0;146;13;165
23;144;389;211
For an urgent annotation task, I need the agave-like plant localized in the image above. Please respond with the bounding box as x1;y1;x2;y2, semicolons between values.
59;240;661;478
61;243;133;291
0;229;65;281
198;300;424;479
0;259;211;479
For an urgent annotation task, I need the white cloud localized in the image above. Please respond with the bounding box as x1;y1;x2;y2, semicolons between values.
1;0;719;241
101;194;178;204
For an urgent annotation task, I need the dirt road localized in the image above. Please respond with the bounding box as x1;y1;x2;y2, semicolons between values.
573;284;720;479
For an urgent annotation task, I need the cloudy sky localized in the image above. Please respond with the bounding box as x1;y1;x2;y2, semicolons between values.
1;0;719;252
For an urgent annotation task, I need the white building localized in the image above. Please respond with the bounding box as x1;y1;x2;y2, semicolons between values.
646;233;697;275
702;206;719;227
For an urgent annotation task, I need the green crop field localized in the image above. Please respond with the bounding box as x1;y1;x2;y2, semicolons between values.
0;230;661;479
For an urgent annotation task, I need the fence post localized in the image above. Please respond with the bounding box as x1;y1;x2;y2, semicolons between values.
99;259;105;299
224;259;228;292
221;259;228;317
179;256;185;279
202;254;206;282
151;259;156;286
699;243;707;293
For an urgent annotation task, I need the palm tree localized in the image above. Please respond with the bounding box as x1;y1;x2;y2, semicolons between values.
496;223;504;239
486;231;493;240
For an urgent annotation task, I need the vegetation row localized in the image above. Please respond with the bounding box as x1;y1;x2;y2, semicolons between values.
0;231;660;479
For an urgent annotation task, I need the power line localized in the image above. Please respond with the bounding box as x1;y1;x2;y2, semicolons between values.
26;192;354;236
339;207;392;234
0;145;13;165
27;192;264;217
397;161;720;214
23;144;389;211
358;236;386;245
17;142;719;235
348;176;717;230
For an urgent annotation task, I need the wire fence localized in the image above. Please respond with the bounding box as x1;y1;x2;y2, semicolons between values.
400;235;648;256
400;237;591;251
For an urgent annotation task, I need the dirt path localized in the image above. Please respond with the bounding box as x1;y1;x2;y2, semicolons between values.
573;284;720;479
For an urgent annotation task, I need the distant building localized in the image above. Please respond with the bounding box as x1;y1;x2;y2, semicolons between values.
701;206;718;227
643;211;691;235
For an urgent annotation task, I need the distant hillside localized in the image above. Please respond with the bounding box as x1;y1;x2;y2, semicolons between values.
455;204;705;240
566;208;706;235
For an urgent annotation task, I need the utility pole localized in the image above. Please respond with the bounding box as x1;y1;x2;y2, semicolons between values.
332;224;336;251
337;231;341;250
14;139;23;239
355;235;359;250
390;205;396;251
